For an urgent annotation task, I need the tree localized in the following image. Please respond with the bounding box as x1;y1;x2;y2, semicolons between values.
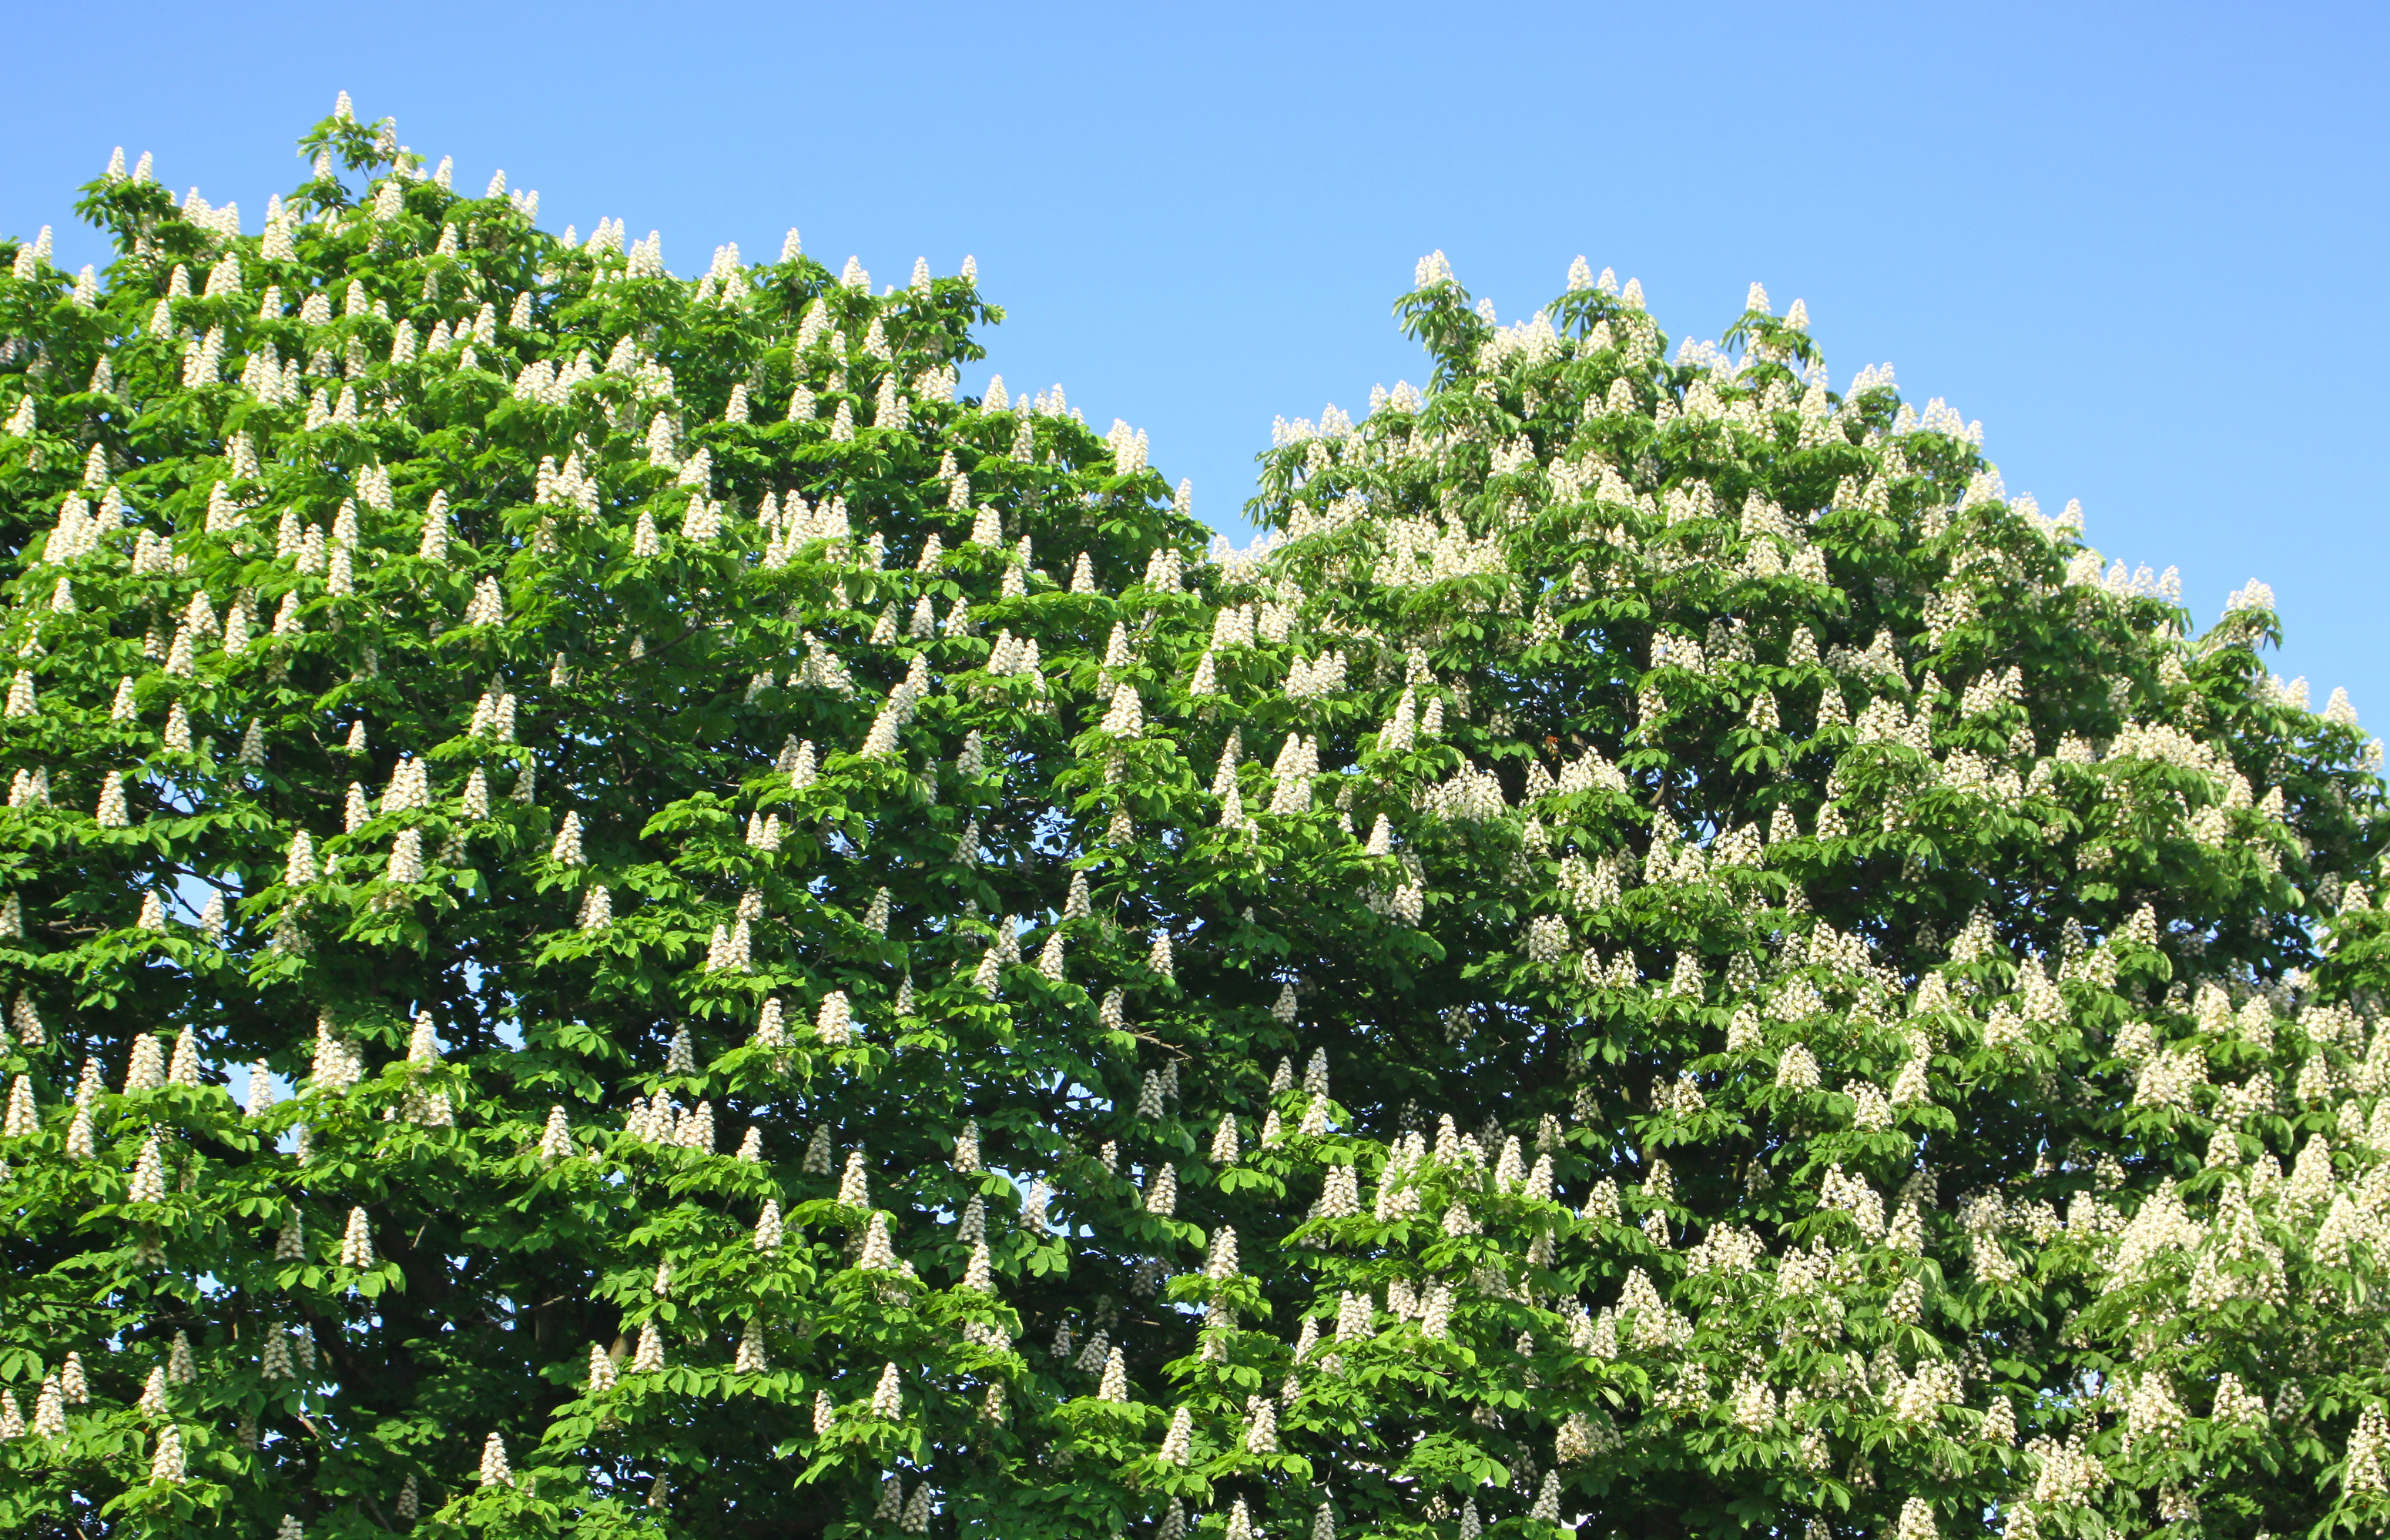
2;96;2388;1540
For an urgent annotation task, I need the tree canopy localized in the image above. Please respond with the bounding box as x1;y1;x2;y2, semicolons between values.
4;98;2390;1540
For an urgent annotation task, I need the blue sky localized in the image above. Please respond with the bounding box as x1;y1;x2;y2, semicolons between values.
7;2;2385;722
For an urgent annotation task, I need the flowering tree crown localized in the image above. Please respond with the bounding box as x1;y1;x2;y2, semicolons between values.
2;100;2388;1540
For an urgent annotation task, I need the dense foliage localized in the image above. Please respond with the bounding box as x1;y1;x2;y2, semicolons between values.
5;99;2390;1540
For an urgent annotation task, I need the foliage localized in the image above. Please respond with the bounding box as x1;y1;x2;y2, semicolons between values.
2;99;2389;1540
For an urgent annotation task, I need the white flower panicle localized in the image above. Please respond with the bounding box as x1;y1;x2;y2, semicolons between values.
340;1207;374;1267
478;1431;513;1486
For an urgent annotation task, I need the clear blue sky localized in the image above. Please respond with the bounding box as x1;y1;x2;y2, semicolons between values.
8;3;2385;723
